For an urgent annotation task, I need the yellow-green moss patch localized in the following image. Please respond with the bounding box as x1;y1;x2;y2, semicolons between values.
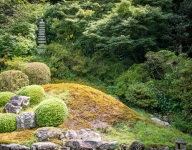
43;83;147;129
0;129;37;145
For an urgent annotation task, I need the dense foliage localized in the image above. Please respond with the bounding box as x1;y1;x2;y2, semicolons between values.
23;62;51;85
35;98;68;127
0;113;16;133
0;92;15;107
16;85;45;106
0;70;29;92
116;50;192;134
0;0;48;58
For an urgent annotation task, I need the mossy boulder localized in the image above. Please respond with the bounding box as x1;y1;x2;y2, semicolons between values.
0;70;29;92
0;113;17;133
35;98;68;127
16;85;45;106
0;92;15;107
23;62;51;85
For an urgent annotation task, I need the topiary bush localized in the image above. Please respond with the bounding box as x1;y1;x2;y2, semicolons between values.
23;62;51;85
35;98;68;127
16;85;45;106
0;70;29;92
0;113;17;133
0;92;15;107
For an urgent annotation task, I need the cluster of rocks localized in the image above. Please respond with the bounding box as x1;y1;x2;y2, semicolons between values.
0;143;57;150
64;129;118;150
2;95;36;130
35;128;118;150
0;126;172;150
0;128;119;150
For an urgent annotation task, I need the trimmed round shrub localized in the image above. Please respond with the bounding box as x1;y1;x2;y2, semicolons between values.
0;70;29;92
16;85;45;106
35;98;68;127
0;92;15;107
23;62;51;85
0;113;17;133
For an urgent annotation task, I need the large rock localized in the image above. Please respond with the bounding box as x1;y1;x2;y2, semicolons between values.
66;129;102;141
151;118;170;126
98;141;119;150
3;95;30;114
66;140;118;150
64;129;118;150
66;140;98;149
35;127;64;141
65;130;78;139
16;112;36;129
31;142;58;150
0;144;30;150
149;147;169;150
129;141;145;150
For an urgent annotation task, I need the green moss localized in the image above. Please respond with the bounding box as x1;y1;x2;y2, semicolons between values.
0;113;17;133
0;70;29;92
0;92;15;107
99;122;192;149
16;85;45;106
134;122;192;148
35;98;68;127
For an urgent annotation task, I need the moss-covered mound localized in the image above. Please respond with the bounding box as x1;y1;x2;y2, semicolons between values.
35;98;68;127
16;85;45;106
0;92;15;107
43;83;147;129
0;113;17;133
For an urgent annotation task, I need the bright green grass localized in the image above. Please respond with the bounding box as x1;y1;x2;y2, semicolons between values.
99;122;192;149
134;122;192;149
98;124;135;146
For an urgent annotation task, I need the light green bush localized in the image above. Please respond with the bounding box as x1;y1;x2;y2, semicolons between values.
0;113;16;133
16;85;45;106
0;92;15;107
35;98;68;127
5;56;36;71
0;70;29;92
23;62;51;85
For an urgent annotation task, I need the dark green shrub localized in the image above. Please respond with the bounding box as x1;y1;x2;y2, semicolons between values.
23;62;51;85
171;111;192;135
0;113;16;133
116;64;150;96
10;22;35;38
35;98;68;127
16;85;45;106
0;92;15;107
125;82;158;109
144;50;177;80
0;70;29;92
